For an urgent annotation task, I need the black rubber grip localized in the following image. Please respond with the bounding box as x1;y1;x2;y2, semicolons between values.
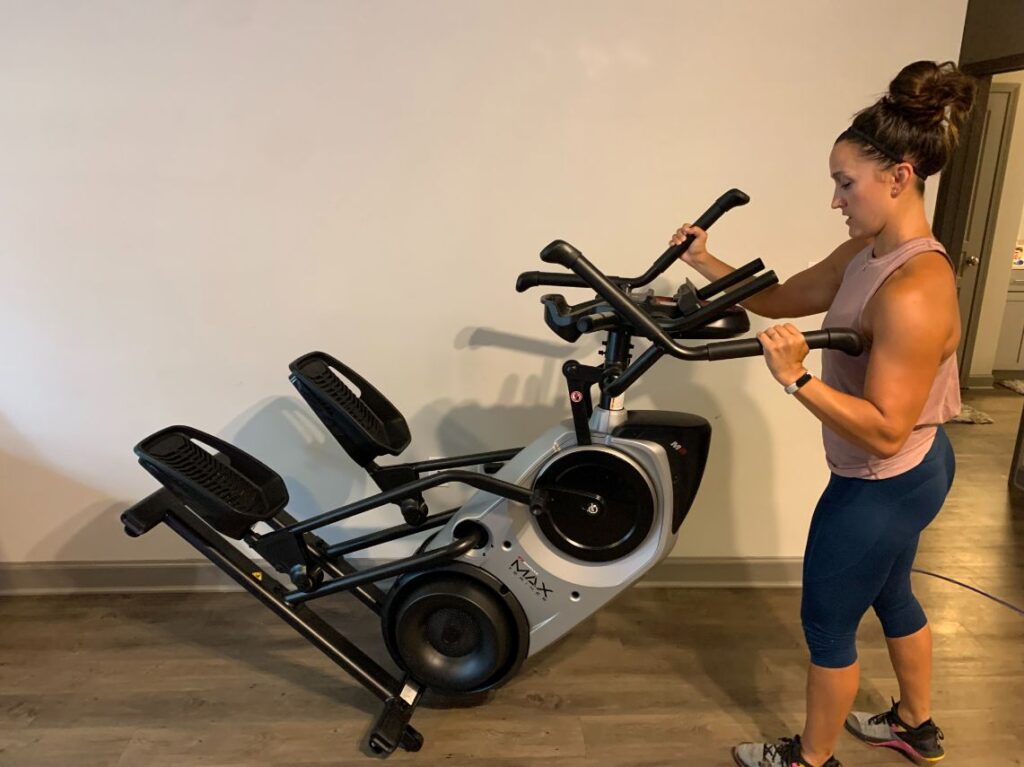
696;258;765;300
704;328;864;361
641;188;751;285
516;271;594;292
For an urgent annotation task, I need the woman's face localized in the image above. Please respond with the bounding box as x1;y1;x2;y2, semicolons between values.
829;140;897;239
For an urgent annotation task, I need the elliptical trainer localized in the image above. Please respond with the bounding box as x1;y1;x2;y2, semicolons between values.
121;188;863;757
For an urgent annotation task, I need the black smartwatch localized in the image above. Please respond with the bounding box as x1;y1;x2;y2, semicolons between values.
784;371;813;395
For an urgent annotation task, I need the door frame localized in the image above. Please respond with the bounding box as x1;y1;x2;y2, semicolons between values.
952;83;1020;386
933;22;1024;383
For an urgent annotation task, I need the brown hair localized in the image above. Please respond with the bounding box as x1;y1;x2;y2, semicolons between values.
837;60;978;184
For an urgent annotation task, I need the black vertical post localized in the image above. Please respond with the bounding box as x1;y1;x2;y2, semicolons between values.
600;329;633;409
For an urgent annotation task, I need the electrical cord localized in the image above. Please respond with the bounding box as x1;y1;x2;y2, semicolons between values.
912;568;1024;617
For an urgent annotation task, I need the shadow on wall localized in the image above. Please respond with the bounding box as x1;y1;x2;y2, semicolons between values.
0;412;195;570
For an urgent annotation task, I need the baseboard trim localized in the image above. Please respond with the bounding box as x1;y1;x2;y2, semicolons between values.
993;369;1024;381
964;373;995;388
0;556;803;596
0;560;243;595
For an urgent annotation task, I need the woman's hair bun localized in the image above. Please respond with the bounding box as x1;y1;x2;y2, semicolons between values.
839;60;979;180
884;60;976;137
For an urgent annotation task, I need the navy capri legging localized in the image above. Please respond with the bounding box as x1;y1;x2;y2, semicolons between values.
801;427;956;668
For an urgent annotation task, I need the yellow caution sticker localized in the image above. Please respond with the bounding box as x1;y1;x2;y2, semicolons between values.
252;571;263;581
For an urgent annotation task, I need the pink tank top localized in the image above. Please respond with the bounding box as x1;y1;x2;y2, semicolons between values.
820;237;961;479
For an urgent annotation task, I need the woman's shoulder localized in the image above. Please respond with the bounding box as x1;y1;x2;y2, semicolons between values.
862;247;957;341
869;250;957;326
888;248;956;288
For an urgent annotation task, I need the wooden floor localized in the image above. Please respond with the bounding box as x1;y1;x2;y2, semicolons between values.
2;390;1022;766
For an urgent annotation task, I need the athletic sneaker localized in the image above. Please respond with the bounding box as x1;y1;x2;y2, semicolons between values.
844;698;945;763
732;734;842;767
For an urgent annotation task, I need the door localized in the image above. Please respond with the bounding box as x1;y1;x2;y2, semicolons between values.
957;85;1017;385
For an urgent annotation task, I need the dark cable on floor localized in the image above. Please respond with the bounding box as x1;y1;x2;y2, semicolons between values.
912;568;1024;617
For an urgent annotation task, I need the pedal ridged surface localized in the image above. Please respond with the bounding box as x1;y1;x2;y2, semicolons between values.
151;433;261;515
305;360;389;445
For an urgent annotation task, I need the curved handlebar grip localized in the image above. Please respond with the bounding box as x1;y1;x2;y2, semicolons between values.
516;271;591;292
516;272;540;292
693;188;751;230
704;328;865;361
539;239;582;267
807;329;864;357
634;188;751;288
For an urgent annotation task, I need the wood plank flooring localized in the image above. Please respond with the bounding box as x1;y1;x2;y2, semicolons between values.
1;389;1022;766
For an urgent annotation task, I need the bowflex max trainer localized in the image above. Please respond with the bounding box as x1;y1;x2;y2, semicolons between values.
121;189;863;757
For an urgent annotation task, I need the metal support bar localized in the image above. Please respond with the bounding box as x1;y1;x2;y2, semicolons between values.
283;471;532;536
284;526;486;606
598;330;632;410
325;509;457;559
399;448;522;473
604;345;665;398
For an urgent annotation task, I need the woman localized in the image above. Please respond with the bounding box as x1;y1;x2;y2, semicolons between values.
670;60;977;767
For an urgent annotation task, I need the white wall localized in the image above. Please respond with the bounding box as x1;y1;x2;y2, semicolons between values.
0;0;968;565
971;70;1024;378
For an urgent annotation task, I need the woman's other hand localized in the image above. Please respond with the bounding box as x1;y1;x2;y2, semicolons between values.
669;223;709;266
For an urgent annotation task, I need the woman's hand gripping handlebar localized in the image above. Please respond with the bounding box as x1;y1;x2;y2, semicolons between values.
538;240;864;361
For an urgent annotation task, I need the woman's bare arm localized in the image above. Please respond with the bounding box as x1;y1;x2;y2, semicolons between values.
685;237;869;319
788;254;957;457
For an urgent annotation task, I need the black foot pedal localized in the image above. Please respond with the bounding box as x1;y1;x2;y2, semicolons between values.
289;351;411;466
367;696;423;757
134;426;288;539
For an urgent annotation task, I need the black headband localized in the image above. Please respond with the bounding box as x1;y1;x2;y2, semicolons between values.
845;126;928;181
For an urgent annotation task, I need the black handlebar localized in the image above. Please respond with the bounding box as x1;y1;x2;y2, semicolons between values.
704;329;864;361
539;239;864;362
697;258;764;300
517;188;750;293
631;187;751;287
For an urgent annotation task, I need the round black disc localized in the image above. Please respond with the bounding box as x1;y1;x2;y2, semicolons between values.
385;574;516;694
534;448;655;562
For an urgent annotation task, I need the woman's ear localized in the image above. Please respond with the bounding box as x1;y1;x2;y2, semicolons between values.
891;163;915;196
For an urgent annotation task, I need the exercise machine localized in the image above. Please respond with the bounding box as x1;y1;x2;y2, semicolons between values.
121;188;863;756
